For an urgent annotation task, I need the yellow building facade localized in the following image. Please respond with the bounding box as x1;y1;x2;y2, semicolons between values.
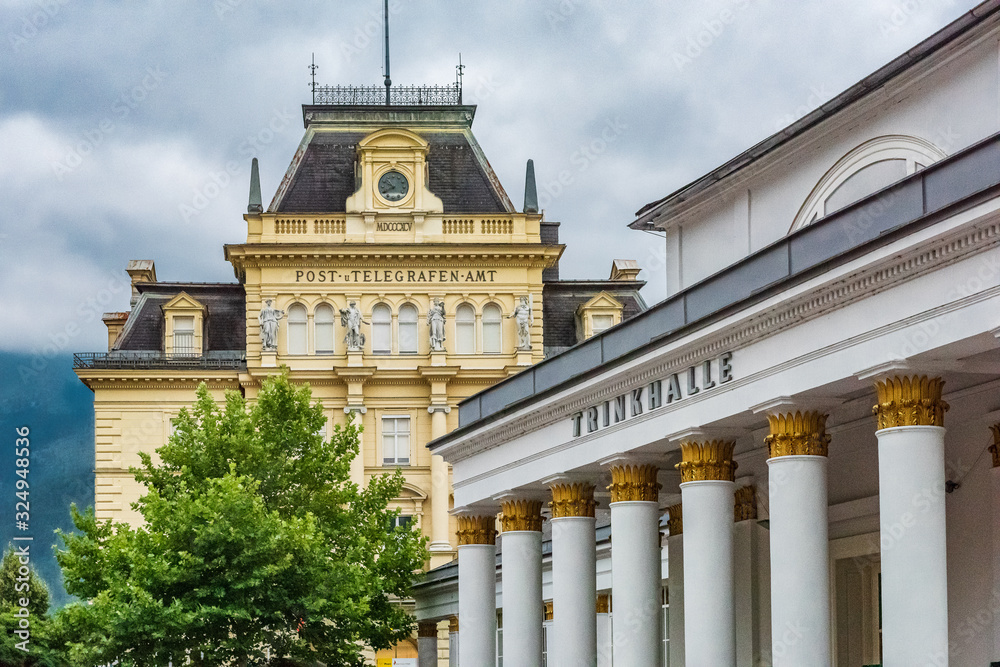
75;92;645;664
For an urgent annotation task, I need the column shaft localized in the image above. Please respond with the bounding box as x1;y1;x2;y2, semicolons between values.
596;595;612;667
457;515;497;667
878;425;949;664
501;531;543;666
667;532;685;667
767;455;831;666
417;622;438;667
610;500;662;665
681;480;736;665
990;425;1000;659
551;516;597;667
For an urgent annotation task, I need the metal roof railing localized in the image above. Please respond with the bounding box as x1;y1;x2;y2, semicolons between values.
73;352;246;371
312;83;462;106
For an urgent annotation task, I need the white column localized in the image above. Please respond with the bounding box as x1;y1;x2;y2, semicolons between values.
678;441;736;666
448;617;459;667
878;426;949;664
609;463;662;667
768;456;831;665
429;406;453;565
992;427;1000;659
666;509;685;667
457;516;497;667
549;482;597;667
418;622;439;667
873;375;950;666
596;595;612;667
762;410;832;667
499;499;543;667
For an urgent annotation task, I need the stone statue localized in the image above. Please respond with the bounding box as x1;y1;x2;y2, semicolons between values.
339;301;367;351
428;300;446;351
509;295;533;350
258;299;284;351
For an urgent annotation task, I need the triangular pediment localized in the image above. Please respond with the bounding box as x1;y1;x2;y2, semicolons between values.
163;292;206;312
579;291;623;312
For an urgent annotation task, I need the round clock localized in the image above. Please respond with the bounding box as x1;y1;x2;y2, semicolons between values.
377;170;409;202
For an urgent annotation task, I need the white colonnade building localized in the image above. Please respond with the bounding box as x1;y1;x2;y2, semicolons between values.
413;4;1000;665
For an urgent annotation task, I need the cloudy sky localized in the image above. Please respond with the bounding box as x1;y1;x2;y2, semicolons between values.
0;0;982;357
0;0;982;606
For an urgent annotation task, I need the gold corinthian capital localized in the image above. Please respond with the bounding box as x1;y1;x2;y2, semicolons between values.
873;375;948;429
499;499;544;532
607;463;661;502
456;515;497;546
765;411;831;458
549;482;597;518
676;440;737;483
666;503;682;536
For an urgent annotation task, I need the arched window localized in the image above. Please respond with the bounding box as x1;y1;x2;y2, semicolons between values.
314;304;335;354
372;303;392;353
482;303;502;353
790;135;948;232
456;304;476;354
287;304;307;355
398;303;418;354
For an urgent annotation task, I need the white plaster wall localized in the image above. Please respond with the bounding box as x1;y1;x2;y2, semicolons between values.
670;33;1000;290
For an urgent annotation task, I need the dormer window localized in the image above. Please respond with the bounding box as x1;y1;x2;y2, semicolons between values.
162;292;206;356
577;292;624;342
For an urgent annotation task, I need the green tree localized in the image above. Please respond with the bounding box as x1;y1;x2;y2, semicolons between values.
0;544;62;666
53;371;427;666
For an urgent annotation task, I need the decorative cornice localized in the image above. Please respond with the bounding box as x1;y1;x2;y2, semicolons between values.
607;464;660;503
549;482;597;518
418;621;438;638
765;411;831;458
666;503;683;536
596;594;610;614
499;499;544;532
990;424;1000;468
442;218;1000;466
456;515;496;545
449;616;459;633
873;375;949;429
543;600;554;621
734;485;757;522
676;440;737;483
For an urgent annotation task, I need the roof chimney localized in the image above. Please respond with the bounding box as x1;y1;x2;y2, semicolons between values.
523;159;538;214
126;260;157;308
248;157;263;214
609;259;641;281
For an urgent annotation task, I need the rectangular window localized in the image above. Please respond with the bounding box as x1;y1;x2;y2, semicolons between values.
173;316;195;354
388;515;413;532
382;416;410;466
592;314;614;335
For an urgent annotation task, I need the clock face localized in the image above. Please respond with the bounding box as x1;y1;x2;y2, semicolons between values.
378;170;409;202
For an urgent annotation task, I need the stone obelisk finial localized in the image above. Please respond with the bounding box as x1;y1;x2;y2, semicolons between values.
248;157;263;214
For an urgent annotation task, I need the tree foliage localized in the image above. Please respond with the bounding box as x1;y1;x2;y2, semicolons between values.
0;544;62;666
53;371;427;666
